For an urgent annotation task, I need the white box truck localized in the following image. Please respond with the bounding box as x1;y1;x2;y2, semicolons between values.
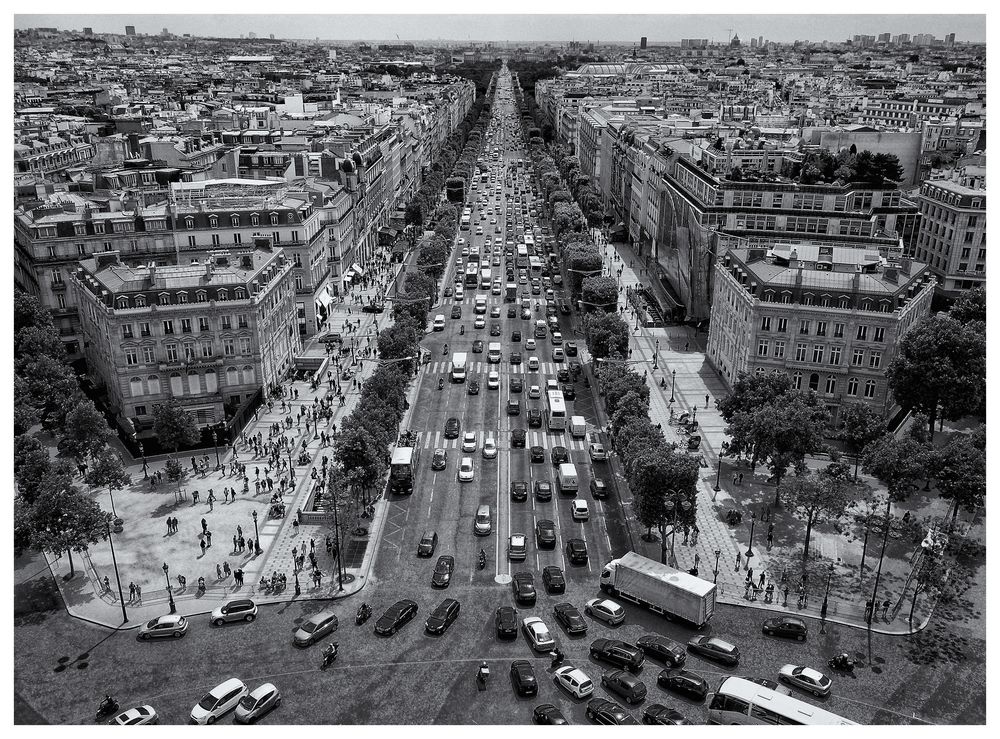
570;415;587;438
599;551;716;628
556;462;578;495
450;352;468;383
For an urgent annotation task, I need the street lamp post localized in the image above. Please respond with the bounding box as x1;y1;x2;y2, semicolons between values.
821;563;833;629
163;562;176;614
106;520;128;624
670;370;676;403
252;509;261;555
211;430;220;470
745;511;757;570
713;549;722;583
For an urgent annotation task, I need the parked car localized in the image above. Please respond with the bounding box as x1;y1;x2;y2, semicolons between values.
585;598;625;625
532;704;568;725
656;669;709;702
554;665;595;699
687;635;741;666
431;555;455;588
585;698;639;725
424;598;461;635
554;602;588;635
211;599;257;626
542;565;565;594
635;634;686;667
234;683;281;723
589;639;644;672
510;660;538;697
522;616;556;651
779;664;832;697
762;616;809;641
495;605;518;640
292;609;339;647
374;599;418;636
190;678;248;724
109;706;158;725
137;614;188;640
601;669;647;705
642;705;690;725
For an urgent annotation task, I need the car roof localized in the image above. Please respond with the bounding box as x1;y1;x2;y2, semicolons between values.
211;677;246;696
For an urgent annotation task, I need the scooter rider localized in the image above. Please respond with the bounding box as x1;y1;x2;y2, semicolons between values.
443;344;448;355
322;641;339;666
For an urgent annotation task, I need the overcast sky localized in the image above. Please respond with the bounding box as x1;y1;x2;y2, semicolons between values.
14;4;987;44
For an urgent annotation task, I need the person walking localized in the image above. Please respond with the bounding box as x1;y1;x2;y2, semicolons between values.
735;551;742;571
134;584;142;603
216;563;223;579
881;598;892;621
200;539;207;556
766;523;774;551
233;534;238;552
238;535;246;552
206;530;213;548
223;561;231;577
758;570;766;589
738;472;744;485
201;517;208;535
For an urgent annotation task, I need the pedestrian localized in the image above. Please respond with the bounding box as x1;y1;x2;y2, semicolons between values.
797;585;806;608
128;581;136;603
223;561;231;577
200;539;207;556
216;563;223;579
247;537;254;553
735;551;742;571
206;530;212;547
233;534;238;552
166;519;172;536
744;582;751;599
201;517;208;534
758;571;766;589
192;490;200;504
310;538;316;552
239;535;246;552
135;584;142;603
691;524;700;546
864;599;874;623
766;531;774;551
738;472;744;486
765;583;774;603
732;473;738;487
882;598;891;620
326;535;333;554
103;575;111;593
747;566;754;583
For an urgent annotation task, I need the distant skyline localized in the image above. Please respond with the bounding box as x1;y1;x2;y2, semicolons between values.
14;8;987;44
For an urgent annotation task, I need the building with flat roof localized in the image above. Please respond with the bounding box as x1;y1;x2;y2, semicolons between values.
912;177;986;297
707;241;935;422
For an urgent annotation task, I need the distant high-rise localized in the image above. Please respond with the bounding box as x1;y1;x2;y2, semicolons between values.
750;36;758;48
946;32;956;46
640;36;647;49
757;35;764;48
125;25;135;36
878;32;891;43
270;33;275;40
681;38;709;48
161;28;169;36
83;27;93;36
730;32;741;48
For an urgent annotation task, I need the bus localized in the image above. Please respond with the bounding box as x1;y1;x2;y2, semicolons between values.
545;390;567;431
528;255;543;276
460;215;471;231
465;263;479;287
708;677;856;726
388;447;417;495
516;245;529;269
523;234;535;253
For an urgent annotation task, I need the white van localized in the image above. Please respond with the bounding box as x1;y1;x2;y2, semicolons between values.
474;505;492;536
488;342;502;363
570;416;587;438
475;295;488;314
557;463;579;495
433;314;446;331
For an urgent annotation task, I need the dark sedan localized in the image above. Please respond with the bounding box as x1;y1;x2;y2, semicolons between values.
361;303;384;314
511;330;522;342
510;479;529;501
542;565;565;594
601;670;647;705
643;705;691;725
510;660;538;697
762;616;808;641
511;572;536;605
585;698;639;725
444;417;460;439
687;635;741;666
553;602;588;635
532;704;567;725
495;605;518;640
565;340;578;355
467;379;480;395
511;428;526;448
510;377;523;393
551;445;569;465
527;407;543;428
562;384;576;400
589;639;644;672
557;367;571;382
430;448;448;471
535;519;556;549
507;399;521;416
509;352;522;365
451;306;462;319
374;599;418;636
534;479;553;501
530;445;544;463
472;339;484;353
424;598;460;635
657;669;709;702
565;538;588;565
635;635;686;668
431;555;455;588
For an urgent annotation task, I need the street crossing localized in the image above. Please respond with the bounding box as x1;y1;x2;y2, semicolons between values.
415;430;590;451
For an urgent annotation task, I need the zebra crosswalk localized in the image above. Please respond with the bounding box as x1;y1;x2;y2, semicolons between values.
418;430;589;451
426;360;565;376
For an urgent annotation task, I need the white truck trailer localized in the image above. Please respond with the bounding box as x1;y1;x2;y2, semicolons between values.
599;551;716;628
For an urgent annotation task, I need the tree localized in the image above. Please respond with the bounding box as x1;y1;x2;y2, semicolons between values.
717;371;793;422
565;245;602;298
779;462;859;563
861;433;928;503
377;322;419;372
24;482;111;578
887;315;986;438
580;276;619;313
359;365;409;416
14;434;58;505
751;393;829;502
629;446;699;565
17;355;79;428
949;286;985;325
84;447;132;514
609;390;650;433
839;402;887;478
931;431;986;523
57;397;113;464
13;375;41;436
152;399;201;453
583;312;630;360
851;486;889;583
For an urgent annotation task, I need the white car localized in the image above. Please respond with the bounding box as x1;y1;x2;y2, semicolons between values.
554;665;595;699
488;371;500;389
474;316;486;329
508;533;527;561
545;378;559;392
589;443;608;462
525;338;537;350
462;432;478;453
572;499;590;521
234;682;281;723
190;678;248;724
109;706;158;725
585;598;626;625
552;347;565;362
458;457;475;482
779;664;832;697
527;356;540;371
551;331;563;345
528;385;541;399
521;616;556;651
483;437;498;459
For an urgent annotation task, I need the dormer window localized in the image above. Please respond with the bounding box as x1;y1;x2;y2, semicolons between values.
158;293;171;306
117;297;130;309
234;288;247;300
185;216;195;229
177;291;188;304
196;290;208;303
269;213;279;225
135;295;146;307
250;214;259;226
217;289;228;301
231;215;240;227
208;215;219;228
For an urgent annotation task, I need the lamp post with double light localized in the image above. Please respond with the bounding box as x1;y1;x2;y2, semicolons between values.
252;509;261;554
163;562;176;613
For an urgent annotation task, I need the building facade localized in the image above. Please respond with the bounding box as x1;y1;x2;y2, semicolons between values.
912;178;986;297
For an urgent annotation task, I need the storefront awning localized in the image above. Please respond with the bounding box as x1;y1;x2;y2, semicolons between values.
343;270;355;282
351;262;365;276
315;289;335;310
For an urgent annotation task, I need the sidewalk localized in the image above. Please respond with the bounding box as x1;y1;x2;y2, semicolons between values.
45;247;411;630
597;236;930;635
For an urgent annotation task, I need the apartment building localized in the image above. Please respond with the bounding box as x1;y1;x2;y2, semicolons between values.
69;246;298;438
707;242;935;422
912;177;986;297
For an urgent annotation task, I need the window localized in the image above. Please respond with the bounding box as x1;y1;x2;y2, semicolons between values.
221;315;232;330
250;214;259;227
196;290;208;303
208;215;218;228
856;325;868;341
757;339;769;357
852;349;865;366
864;380;877;399
869;351;882;369
839;297;849;309
799;320;810;335
812;345;824;364
163;320;174;335
184;343;196;361
217;289;228;301
825;376;837;394
238;314;249;328
760;316;771;331
159;293;170;306
795;343;807;362
181;318;192;334
125;348;139;365
774;340;785;359
776;318;788;333
233;233;242;245
873;327;885;342
295;276;304;291
809;373;820;391
129;377;144;397
269;213;279;225
231;215;240;227
833;322;844;338
165;344;178;362
234;288;246;300
134;405;147;416
816;321;827;337
122;324;134;339
211;234;221;246
185;217;195;229
201;341;214;358
830;346;842;365
224;338;236;356
791;371;802;390
199;317;209;332
140;322;151;337
239;337;252;354
847;378;859;397
142;346;155;364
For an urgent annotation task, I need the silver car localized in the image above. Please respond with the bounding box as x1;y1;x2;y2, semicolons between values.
137;614;188;640
292;609;339;647
234;683;281;723
211;599;257;626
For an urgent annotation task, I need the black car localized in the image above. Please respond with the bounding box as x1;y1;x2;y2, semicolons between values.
565;341;578;356
542;565;565;594
511;428;527;448
495;605;518;640
556;367;571;382
361;303;385;314
416;531;438;557
511;330;522;342
424;598;460;635
507;399;521;416
535;519;556;548
554;602;587;635
510;660;538;697
490;323;501;336
510;479;529;501
431;555;455;588
657;669;709;702
451;306;462;319
527;408;542;428
507;306;518;318
511;572;536;605
687;635;741;666
532;704;567;725
635;635;686;667
586;698;639;725
529;445;544;463
565;538;588;564
551;446;569;465
562;384;576;400
589;638;645;672
602;670;648;705
559;301;573;315
510;378;523;393
467;380;480;395
443;286;453;297
472;340;484;353
431;449;448;471
762;616;808;641
590;477;609;499
444;417;460;439
374;599;418;636
643;705;690;725
534;479;553;501
509;352;522;365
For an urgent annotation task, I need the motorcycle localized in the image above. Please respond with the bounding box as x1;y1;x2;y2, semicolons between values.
356;603;373;625
460;325;465;335
677;412;691;425
438;378;445;390
443;344;449;356
96;695;119;722
321;642;339;669
829;654;856;672
478;549;487;570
